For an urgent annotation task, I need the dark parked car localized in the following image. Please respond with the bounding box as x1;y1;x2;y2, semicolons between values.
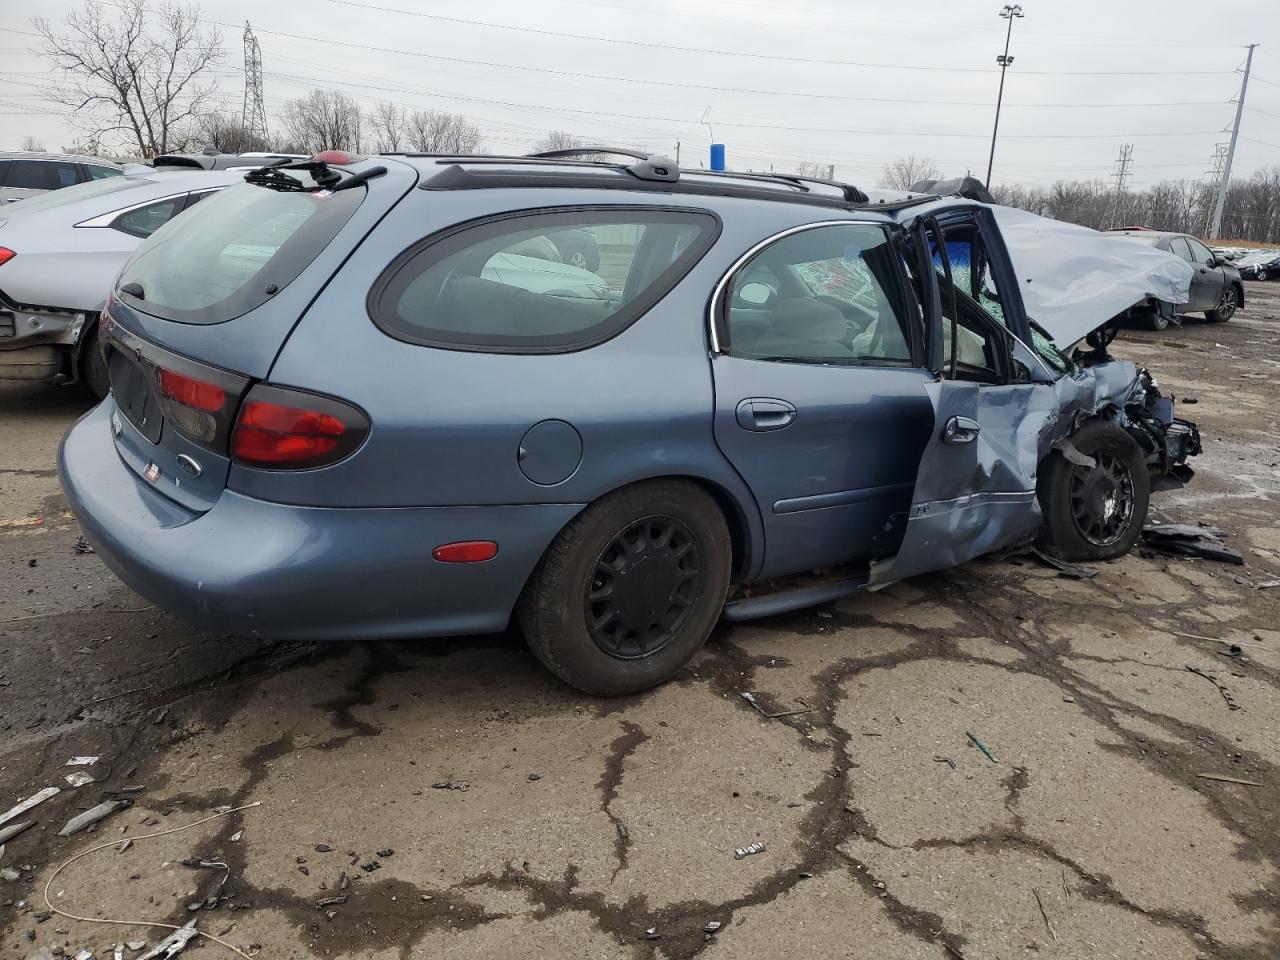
60;151;1199;696
0;152;123;204
1234;250;1280;281
1108;229;1243;328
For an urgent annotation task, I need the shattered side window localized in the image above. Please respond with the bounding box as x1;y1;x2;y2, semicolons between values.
932;229;1007;326
1029;323;1075;377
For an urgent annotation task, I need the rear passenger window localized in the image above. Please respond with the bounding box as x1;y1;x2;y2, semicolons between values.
112;197;185;238
9;160;80;190
724;224;914;365
86;164;122;180
372;209;718;352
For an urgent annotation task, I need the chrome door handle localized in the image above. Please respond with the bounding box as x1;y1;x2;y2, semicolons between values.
943;415;980;444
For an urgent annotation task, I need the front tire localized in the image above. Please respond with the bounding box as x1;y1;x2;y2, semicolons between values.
518;480;731;696
1206;285;1237;323
1037;420;1149;562
1145;310;1169;331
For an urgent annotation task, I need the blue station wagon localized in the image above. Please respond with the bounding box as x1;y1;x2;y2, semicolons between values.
59;150;1199;695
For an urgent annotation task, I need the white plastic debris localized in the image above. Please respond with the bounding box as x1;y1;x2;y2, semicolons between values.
136;920;198;960
66;757;99;767
58;799;129;836
65;771;97;788
0;787;60;828
734;841;766;860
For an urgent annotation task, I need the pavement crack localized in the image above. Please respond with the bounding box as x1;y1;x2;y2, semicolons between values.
597;719;649;881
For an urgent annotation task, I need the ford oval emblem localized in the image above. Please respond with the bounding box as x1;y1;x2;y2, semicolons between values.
175;453;202;478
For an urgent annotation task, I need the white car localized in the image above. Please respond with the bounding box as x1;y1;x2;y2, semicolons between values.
0;167;238;395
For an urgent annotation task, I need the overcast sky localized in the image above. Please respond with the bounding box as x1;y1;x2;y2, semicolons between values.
2;0;1278;190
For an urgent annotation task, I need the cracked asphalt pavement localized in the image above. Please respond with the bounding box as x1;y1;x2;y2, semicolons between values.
3;285;1280;959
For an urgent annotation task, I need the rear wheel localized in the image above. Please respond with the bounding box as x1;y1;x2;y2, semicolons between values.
1145;309;1169;331
1037;420;1149;562
518;480;730;696
1206;285;1237;323
78;326;109;400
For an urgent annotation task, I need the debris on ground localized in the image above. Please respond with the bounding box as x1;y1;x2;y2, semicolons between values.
1141;524;1244;564
1185;665;1240;711
1;787;61;828
125;943;146;952
966;732;998;763
317;895;348;907
0;866;19;881
933;756;957;769
65;756;99;766
57;799;131;836
64;772;96;788
1197;773;1262;787
179;858;229;909
73;536;95;555
741;691;813;720
0;820;34;844
995;543;1098;579
643;928;660;941
526;773;541;781
431;781;468;791
136;919;198;960
733;841;766;860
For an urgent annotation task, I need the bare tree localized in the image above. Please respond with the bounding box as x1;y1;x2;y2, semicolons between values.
20;136;45;152
877;155;941;190
405;109;481;154
35;0;222;158
368;102;406;153
195;112;270;153
280;89;363;153
795;161;834;179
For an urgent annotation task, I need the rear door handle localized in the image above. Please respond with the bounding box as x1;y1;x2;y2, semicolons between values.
736;398;797;432
943;415;980;444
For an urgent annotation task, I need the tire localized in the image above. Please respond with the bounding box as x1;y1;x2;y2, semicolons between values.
1036;420;1150;563
78;325;110;400
1145;310;1169;331
1205;285;1238;323
1257;270;1267;281
517;479;731;696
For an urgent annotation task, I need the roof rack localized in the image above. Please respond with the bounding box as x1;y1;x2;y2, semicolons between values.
410;149;921;212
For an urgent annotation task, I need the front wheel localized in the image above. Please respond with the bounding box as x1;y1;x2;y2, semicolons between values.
1037;420;1150;562
518;480;731;696
1206;286;1238;323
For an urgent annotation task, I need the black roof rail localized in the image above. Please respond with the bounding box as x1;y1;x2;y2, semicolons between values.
526;146;649;161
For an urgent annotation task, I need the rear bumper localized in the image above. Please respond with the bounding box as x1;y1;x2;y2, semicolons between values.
58;401;584;640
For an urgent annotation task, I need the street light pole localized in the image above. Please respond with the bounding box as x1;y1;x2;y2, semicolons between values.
985;4;1024;188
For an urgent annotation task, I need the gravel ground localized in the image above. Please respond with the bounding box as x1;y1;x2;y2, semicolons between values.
2;285;1279;960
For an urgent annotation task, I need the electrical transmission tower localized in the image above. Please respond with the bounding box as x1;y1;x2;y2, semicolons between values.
1107;144;1134;230
1203;143;1228;236
242;22;268;144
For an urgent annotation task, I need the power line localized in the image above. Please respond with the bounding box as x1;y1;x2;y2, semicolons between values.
321;0;1238;77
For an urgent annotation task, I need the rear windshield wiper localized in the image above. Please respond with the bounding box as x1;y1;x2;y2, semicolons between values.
244;158;386;193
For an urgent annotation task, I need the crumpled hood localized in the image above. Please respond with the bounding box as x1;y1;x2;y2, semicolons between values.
990;206;1193;347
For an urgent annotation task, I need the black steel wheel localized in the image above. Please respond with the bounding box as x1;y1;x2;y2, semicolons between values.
1068;450;1136;548
1037;420;1149;562
586;516;701;660
518;479;731;696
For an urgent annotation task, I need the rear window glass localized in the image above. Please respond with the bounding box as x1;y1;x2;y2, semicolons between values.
371;209;719;352
116;180;363;325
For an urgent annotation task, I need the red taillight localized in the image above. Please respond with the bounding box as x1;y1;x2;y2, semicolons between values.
157;368;225;413
230;385;368;469
432;541;498;563
0;247;15;267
